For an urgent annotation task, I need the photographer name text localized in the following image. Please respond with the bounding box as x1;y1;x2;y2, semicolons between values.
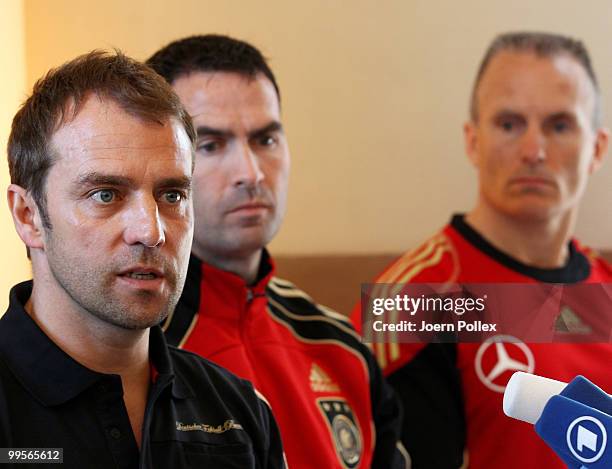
371;320;497;332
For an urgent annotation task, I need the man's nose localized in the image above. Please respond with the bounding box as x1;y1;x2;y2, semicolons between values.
520;125;547;165
231;144;264;190
122;195;165;248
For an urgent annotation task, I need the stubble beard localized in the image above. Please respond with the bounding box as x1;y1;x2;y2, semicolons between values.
195;185;286;261
45;234;182;331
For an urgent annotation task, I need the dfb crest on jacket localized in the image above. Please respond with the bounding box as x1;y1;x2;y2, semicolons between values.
317;398;362;468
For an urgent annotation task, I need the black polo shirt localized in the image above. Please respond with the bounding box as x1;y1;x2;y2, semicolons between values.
0;281;286;469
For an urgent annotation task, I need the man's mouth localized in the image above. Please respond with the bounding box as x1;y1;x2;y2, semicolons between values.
124;272;158;280
510;176;556;188
118;267;164;280
230;202;270;211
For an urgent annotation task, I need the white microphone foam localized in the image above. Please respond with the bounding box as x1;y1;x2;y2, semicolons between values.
503;372;567;424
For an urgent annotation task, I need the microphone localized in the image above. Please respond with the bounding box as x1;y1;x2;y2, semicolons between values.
504;372;567;424
504;372;611;468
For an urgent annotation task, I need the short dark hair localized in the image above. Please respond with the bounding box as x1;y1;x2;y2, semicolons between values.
8;50;195;230
470;31;601;125
147;34;280;101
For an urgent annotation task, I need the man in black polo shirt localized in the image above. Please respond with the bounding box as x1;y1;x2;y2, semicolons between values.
0;50;286;468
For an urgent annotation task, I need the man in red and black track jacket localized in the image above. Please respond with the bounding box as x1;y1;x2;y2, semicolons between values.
351;32;612;469
148;35;409;469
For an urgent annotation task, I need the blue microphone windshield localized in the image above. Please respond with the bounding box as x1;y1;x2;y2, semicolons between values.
535;377;611;469
561;376;612;416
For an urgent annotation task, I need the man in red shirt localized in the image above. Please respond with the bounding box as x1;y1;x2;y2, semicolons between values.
148;35;408;468
352;32;611;468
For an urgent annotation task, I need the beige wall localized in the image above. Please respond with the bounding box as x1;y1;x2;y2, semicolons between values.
21;0;612;257
1;0;30;312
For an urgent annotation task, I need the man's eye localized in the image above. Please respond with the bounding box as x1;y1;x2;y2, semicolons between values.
552;120;569;133
196;140;222;153
163;191;183;204
258;135;277;147
90;189;116;204
494;115;524;133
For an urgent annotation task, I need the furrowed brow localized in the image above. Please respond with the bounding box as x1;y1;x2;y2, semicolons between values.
156;176;192;191
249;121;283;140
492;109;522;119
195;126;232;139
547;111;576;121
76;172;136;189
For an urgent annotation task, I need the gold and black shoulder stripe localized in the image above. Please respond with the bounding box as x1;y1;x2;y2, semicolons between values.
369;232;458;369
266;278;372;374
268;277;352;324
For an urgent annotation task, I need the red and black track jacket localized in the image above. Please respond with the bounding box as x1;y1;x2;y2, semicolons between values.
351;214;612;469
164;250;410;469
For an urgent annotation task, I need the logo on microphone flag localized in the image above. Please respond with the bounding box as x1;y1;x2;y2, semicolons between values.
566;416;607;463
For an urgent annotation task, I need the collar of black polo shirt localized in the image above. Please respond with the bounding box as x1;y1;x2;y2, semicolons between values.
0;281;192;407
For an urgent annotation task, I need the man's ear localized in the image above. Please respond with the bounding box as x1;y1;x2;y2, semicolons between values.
589;127;609;174
464;121;480;167
7;185;45;251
